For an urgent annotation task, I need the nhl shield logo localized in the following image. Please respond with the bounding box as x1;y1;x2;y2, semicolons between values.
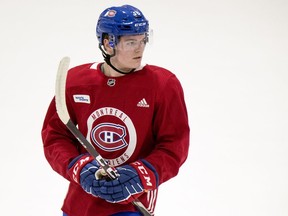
107;79;116;87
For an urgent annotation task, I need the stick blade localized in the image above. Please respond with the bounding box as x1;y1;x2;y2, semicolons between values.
55;56;71;124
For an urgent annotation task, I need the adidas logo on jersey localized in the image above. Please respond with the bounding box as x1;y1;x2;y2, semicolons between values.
137;98;149;108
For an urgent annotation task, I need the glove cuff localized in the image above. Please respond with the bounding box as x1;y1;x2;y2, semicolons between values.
67;154;94;183
130;160;159;191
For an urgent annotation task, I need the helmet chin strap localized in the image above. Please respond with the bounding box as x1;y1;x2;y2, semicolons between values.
99;44;135;75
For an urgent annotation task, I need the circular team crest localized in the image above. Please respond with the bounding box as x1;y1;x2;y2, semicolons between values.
86;107;137;166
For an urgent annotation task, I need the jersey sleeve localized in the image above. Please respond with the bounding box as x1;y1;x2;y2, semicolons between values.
41;97;81;180
144;73;190;185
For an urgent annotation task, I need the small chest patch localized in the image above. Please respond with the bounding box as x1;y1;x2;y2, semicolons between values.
107;79;116;87
73;95;90;104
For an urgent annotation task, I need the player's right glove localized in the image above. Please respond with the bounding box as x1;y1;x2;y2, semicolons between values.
96;160;159;204
67;154;101;197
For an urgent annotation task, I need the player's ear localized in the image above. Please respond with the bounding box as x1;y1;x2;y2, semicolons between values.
103;39;113;54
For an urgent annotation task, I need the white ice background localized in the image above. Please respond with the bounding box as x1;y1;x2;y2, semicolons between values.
0;0;288;215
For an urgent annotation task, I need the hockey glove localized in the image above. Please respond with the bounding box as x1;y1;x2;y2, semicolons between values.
67;154;101;197
97;160;159;204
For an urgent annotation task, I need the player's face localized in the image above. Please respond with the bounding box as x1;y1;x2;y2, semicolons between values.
111;34;147;71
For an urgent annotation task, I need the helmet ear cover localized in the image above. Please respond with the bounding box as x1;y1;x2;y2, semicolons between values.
101;33;118;49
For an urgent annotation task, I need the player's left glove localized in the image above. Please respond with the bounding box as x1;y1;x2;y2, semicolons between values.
96;160;159;204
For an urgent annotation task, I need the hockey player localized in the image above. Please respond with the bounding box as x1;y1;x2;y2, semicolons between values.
42;4;190;216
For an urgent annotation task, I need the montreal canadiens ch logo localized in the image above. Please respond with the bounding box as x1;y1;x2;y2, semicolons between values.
91;123;128;151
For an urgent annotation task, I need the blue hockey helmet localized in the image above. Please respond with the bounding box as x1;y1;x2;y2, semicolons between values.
96;5;149;47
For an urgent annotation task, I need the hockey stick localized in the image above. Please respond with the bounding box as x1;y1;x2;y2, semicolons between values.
55;56;152;216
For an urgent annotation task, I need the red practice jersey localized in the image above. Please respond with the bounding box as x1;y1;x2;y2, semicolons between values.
42;62;190;216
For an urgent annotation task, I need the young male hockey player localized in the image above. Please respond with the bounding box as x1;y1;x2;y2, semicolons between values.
42;4;190;216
